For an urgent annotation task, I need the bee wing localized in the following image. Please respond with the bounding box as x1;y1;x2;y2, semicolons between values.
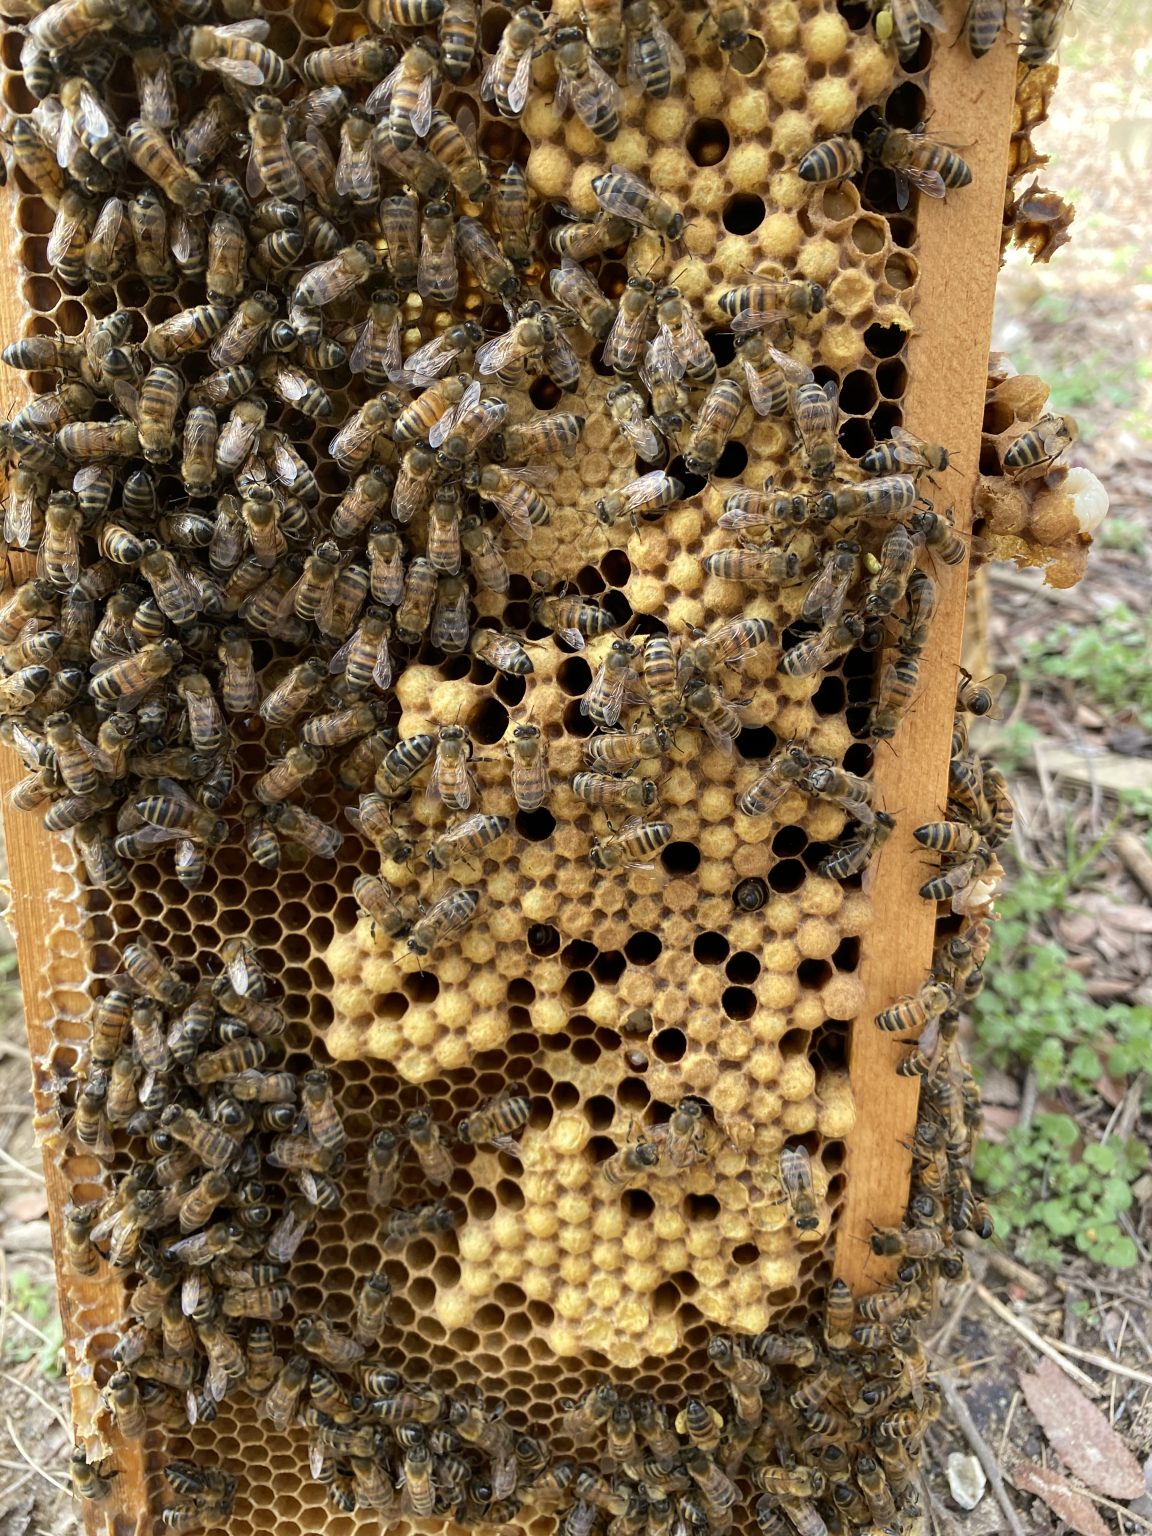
181;1268;203;1317
272;365;314;404
56;102;76;171
365;62;400;115
112;379;140;421
622;470;670;510
46;198;86;268
553;64;571;115
652;12;684;70
596;163;644;217
620;415;661;461
245;136;266;197
226;946;251;996
899;163;946;199
214;18;272;39
475;330;525;376
328;632;356;674
413;71;435;138
765;344;814;385
557;627;585;650
917;0;946;31
336;135;377;201
429;378;480;447
401;331;449;381
652;327;690;380
208;54;267;84
731;306;791;336
77;82;116;141
507;46;535;113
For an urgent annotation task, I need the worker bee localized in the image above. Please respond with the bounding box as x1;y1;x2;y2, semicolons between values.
780;613;864;679
816;474;918;525
682;678;742;753
252;742;325;804
861;110;974;209
594;166;682;238
579;639;637;729
426;723;475;811
778;1144;820;1231
805;762;876;826
736;745;810;818
125;121;208;212
376;733;437;799
862;423;951;481
371;38;440;151
863;522;919;619
456;1085;532;1156
602;383;659;463
1002;411;1077;475
531;588;615;649
962;0;1009;57
720;278;825;336
583;728;669;775
679;615;775;685
872;641;921;740
593;469;682;529
571;772;658;816
589;817;672;870
88;642;182;705
683;376;745;476
366;1129;403;1208
875;978;954;1033
184;21;291;90
622;0;683;97
407;888;480;956
797;134;865;186
600;1136;660;1186
703;0;751;52
1021;0;1071;65
550;26;621;140
904;507;965;567
800;540;859;626
481;5;545;117
425;813;510;871
506;721;551;812
425;107;489;202
818;807;895;879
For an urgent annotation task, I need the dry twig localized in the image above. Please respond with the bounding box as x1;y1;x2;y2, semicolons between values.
976;1283;1103;1395
939;1373;1029;1536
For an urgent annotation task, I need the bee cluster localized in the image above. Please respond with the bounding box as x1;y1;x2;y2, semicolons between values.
0;0;1060;1524
867;0;1070;68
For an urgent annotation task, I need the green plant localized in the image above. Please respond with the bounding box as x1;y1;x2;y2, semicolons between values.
1033;603;1152;730
3;1272;63;1375
975;1118;1145;1270
970;832;1152;1269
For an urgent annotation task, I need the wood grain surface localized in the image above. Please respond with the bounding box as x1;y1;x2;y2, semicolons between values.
832;9;1020;1294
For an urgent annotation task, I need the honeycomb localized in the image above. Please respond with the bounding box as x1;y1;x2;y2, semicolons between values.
0;0;1031;1530
975;361;1108;588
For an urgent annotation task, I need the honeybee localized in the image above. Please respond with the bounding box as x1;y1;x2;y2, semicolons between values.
549;25;620;140
124;122;208;212
757;346;838;480
683;376;745;476
736;745;810;818
800;540;859;626
717;482;808;540
216;396;268;473
962;0;1009;57
1021;0;1071;65
683;678;742;753
407;888;480;956
423;814;509;872
594;469;682;528
578;639;637;729
594;166;682;238
818;807;895;879
601;383;658;463
797;134;866;186
103;1371;147;1438
778;1144;820;1231
679;615;774;684
862;424;950;482
481;5;545;117
861;111;974;209
261;1353;311;1432
425;108;489;203
624;0;683;97
366;1129;403;1208
329;394;397;474
1002;411;1077;475
582;735;667;791
253;742;324;804
875;977;954;1034
872;640;921;739
600;1136;660;1186
719;278;825;336
184;21;291;89
413;200;458;303
457;519;508;599
499;721;549;812
375;192;420;291
55;417;139;462
704;0;751;52
589;817;672;870
905;508;965;568
780;613;864;679
372;38;440;151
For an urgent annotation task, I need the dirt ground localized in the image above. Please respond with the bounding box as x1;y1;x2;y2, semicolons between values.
1;6;1151;1535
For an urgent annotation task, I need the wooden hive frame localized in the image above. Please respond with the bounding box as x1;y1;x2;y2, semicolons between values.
0;1;1020;1530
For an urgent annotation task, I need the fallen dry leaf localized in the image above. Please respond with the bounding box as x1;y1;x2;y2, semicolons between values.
1010;1460;1109;1536
1018;1357;1146;1499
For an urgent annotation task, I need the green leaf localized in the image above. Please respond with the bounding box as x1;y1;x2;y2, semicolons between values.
1083;1142;1117;1173
1038;1200;1078;1236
